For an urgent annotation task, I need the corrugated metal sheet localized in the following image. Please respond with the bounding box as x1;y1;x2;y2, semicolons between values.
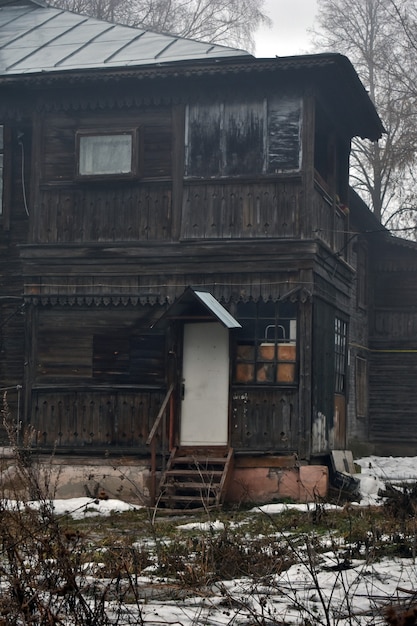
0;0;250;76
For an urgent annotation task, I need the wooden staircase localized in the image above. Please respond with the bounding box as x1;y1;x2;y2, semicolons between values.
157;447;234;511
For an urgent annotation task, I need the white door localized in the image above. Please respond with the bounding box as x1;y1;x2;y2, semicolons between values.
180;322;229;446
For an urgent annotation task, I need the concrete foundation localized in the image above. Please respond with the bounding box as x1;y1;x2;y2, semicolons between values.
0;451;150;504
0;449;328;505
227;457;328;504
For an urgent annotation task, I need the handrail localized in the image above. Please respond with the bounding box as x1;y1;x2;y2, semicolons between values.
146;382;175;506
146;383;175;446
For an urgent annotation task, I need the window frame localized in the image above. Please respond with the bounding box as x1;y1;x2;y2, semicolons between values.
75;128;141;181
234;300;298;386
92;331;165;385
185;96;302;179
334;317;348;394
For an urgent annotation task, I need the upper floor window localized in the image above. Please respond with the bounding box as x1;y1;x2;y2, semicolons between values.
186;95;302;178
234;299;297;385
76;129;139;180
314;105;349;204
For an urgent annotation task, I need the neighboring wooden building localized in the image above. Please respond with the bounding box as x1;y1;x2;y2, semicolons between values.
1;0;412;506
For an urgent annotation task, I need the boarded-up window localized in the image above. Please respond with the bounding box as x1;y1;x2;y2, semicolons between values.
187;104;222;177
224;103;265;175
93;333;165;384
335;317;348;393
93;335;130;379
356;356;368;417
268;96;301;173
235;300;297;385
186;96;301;177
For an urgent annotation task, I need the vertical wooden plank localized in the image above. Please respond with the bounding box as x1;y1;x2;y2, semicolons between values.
301;90;315;238
172;104;185;241
30;112;43;242
2;126;12;232
24;303;36;433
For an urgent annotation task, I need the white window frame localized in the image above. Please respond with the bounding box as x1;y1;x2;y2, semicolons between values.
76;128;140;180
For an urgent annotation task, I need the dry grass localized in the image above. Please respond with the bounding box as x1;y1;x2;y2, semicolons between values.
1;395;417;623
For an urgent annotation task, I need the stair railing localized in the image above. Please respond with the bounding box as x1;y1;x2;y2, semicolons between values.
146;382;175;506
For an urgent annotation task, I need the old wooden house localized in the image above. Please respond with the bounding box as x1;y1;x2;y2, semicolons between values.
2;0;414;507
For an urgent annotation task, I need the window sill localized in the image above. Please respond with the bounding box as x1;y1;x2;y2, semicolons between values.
232;383;298;390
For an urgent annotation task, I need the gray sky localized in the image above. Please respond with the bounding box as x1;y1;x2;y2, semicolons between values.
255;0;319;57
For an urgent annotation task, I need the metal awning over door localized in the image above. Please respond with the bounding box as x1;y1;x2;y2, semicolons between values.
153;287;241;329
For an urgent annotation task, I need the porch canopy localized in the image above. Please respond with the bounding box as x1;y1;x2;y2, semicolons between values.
153;287;241;329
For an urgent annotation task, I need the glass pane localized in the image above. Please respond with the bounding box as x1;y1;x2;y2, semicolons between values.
79;134;132;175
259;320;276;342
258;299;275;318
236;300;256;317
257;363;274;383
236;318;256;342
236;344;255;361
236;363;254;383
277;363;296;383
277;343;296;361
258;343;275;361
279;300;297;318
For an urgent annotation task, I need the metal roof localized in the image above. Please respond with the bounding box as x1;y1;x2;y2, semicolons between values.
0;0;250;76
192;291;241;329
153;288;241;330
0;2;384;142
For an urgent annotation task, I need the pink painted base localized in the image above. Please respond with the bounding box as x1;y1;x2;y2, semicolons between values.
226;464;328;504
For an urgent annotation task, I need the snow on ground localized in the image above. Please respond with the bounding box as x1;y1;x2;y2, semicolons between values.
42;497;142;519
356;455;417;481
4;456;417;625
8;454;409;521
355;455;417;506
35;455;417;519
3;497;142;519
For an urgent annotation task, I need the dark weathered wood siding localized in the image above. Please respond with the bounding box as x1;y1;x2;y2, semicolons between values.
0;68;368;458
32;388;164;451
0;126;30;437
181;180;301;240
368;240;417;451
231;388;298;452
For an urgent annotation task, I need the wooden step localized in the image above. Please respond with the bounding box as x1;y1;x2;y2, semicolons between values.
156;446;234;511
169;481;218;491
170;456;230;464
163;480;219;493
160;494;217;503
164;469;223;478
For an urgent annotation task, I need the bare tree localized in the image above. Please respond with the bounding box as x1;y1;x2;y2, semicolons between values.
314;0;417;232
50;0;271;53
